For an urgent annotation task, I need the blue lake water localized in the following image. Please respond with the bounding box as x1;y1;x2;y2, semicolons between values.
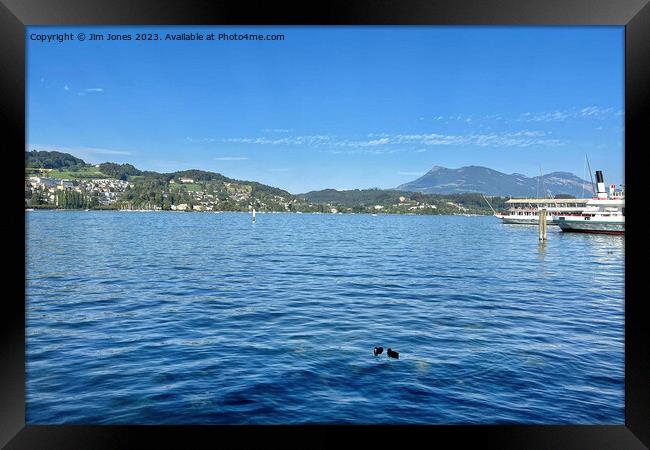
26;211;625;424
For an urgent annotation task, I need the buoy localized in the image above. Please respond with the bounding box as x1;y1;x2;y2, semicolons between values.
252;208;256;223
373;346;384;356
387;348;399;359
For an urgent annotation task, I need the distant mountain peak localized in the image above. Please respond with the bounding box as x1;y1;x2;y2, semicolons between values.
398;165;593;197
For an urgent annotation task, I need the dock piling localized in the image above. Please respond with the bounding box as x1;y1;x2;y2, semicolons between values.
539;209;548;241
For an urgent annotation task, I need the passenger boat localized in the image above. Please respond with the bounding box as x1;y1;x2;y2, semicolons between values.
555;171;624;235
496;198;591;225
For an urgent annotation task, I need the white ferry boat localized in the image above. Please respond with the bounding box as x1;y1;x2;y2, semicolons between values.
555;171;624;235
496;197;591;225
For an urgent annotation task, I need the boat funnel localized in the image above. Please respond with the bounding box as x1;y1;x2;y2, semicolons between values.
595;170;607;199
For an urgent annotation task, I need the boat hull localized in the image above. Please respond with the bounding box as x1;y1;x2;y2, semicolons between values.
501;217;559;225
557;219;624;235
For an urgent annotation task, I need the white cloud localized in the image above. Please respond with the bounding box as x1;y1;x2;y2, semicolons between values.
367;137;389;146
385;131;562;148
186;137;216;143
82;147;131;155
520;111;570;122
520;106;620;122
580;106;614;117
28;144;132;158
223;135;331;146
77;88;104;95
219;128;563;152
262;128;293;133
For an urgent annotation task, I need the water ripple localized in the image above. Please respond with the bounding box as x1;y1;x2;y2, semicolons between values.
26;212;624;424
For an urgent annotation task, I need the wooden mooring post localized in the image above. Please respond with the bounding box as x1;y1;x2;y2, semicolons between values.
539;208;548;241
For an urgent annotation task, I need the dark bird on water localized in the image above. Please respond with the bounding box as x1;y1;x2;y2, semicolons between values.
387;348;399;359
373;347;384;356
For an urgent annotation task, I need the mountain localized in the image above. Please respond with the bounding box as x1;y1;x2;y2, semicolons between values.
397;165;594;197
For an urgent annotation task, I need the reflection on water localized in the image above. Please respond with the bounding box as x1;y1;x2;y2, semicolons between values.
26;211;624;424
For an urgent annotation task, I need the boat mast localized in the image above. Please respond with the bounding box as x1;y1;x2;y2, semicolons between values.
482;194;497;215
582;157;586;198
586;154;596;196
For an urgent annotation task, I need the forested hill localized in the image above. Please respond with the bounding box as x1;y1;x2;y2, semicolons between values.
24;150;290;197
25;150;85;169
26;150;508;214
25;150;301;211
299;188;509;214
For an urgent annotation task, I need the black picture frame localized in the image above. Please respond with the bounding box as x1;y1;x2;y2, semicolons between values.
2;1;648;448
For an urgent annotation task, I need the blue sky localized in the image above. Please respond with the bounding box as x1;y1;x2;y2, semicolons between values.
27;26;624;193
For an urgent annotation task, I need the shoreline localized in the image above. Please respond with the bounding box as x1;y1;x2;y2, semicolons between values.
25;208;487;217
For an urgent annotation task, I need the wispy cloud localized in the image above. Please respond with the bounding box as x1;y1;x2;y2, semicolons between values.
28;144;132;158
262;128;293;133
367;137;389;146
63;84;70;91
369;131;562;148
82;147;131;155
429;113;502;123
520;111;570;122
222;135;332;146
214;156;249;161
186;137;216;143
579;106;614;117
519;106;620;122
77;87;105;96
424;108;618;126
327;147;403;155
219;129;564;152
398;171;425;176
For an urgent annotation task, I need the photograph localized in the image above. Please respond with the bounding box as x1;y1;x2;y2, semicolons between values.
23;25;627;426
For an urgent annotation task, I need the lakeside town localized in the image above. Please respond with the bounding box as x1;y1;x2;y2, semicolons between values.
25;150;507;215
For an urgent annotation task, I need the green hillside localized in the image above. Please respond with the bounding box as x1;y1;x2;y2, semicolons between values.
25;150;506;215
